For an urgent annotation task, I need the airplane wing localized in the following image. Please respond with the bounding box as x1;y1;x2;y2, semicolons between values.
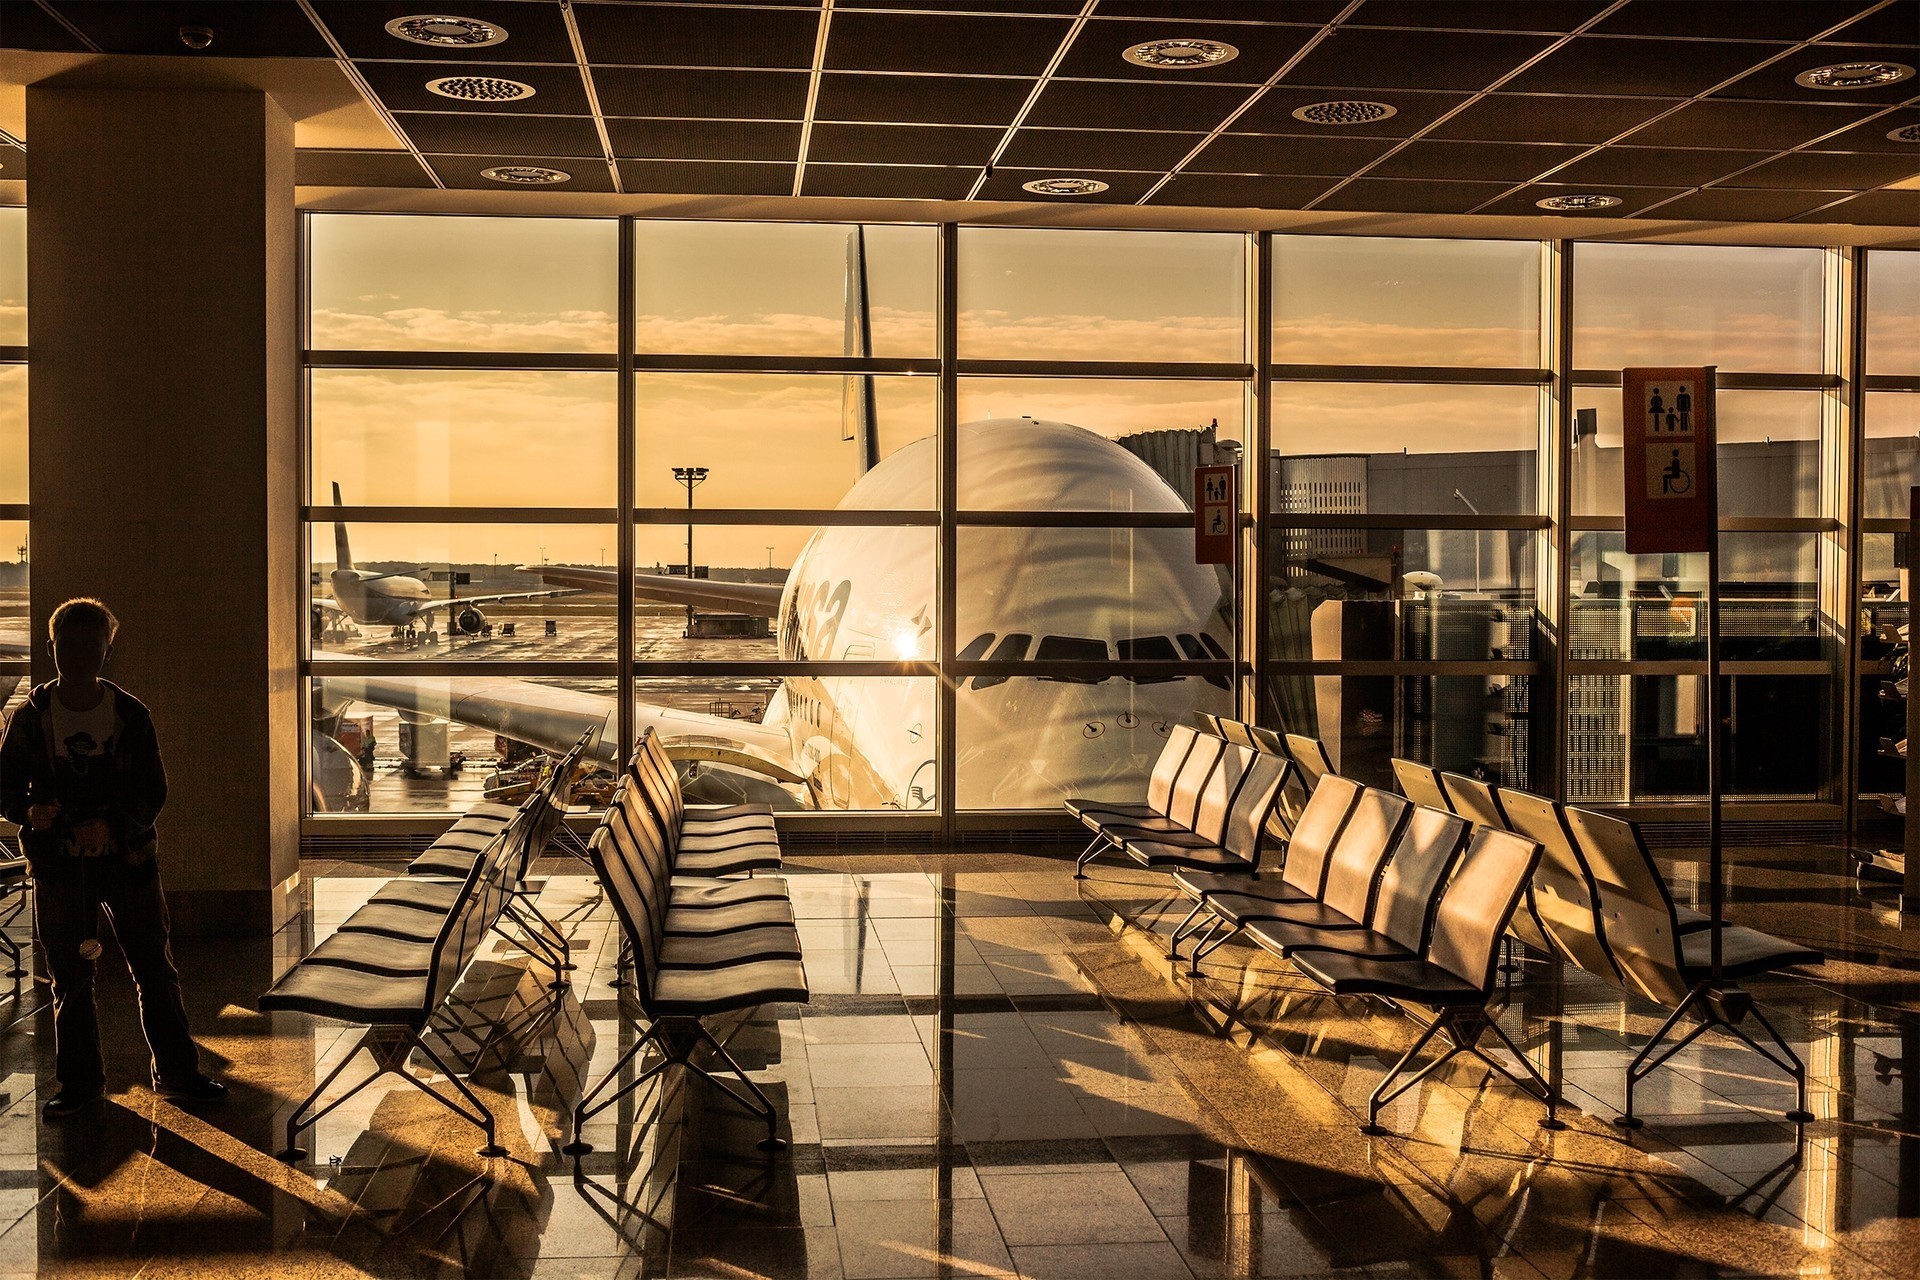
315;673;805;786
526;565;783;620
409;587;581;618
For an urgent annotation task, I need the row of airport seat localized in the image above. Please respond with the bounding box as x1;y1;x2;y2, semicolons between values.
564;728;808;1153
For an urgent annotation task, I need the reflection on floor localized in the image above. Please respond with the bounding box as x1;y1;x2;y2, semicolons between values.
0;845;1915;1277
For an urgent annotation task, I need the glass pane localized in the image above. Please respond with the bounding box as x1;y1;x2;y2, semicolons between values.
1864;391;1920;519
1267;527;1537;661
955;383;1246;510
1272;384;1540;515
0;206;21;346
312;370;616;508
631;524;934;663
0;518;24;663
309;522;617;661
1857;671;1905;798
308;214;618;352
1574;243;1824;372
1566;674;1824;803
1867;250;1920;378
958;228;1244;363
633;222;935;357
1260;674;1536;792
1860;532;1905;603
0;365;22;505
1567;533;1819;660
309;675;617;815
1571;388;1821;517
1273;236;1541;368
636;675;937;812
635;373;934;509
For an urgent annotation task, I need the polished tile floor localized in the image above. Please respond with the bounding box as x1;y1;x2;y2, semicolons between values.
0;842;1913;1278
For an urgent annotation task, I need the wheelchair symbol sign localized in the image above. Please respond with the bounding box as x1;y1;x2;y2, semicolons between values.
1647;443;1695;499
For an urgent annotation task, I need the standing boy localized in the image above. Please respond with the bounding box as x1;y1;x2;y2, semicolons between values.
0;598;225;1118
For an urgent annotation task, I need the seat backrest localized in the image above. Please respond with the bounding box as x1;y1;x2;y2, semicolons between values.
1195;713;1288;758
1145;725;1201;814
1562;807;1691;1006
1164;730;1229;831
1318;788;1412;921
1283;734;1335;791
635;729;687;828
1391;759;1452;812
1425;828;1543;995
422;830;510;1018
1278;774;1365;897
1185;741;1256;844
1368;805;1471;953
1219;753;1295;862
1496;788;1620;982
590;778;677;1012
1439;772;1507;830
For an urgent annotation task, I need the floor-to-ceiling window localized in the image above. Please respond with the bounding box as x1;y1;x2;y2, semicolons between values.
0;206;25;730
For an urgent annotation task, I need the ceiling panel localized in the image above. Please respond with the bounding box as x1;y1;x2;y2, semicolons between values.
1026;79;1251;131
606;118;802;163
835;0;1081;11
807;123;1002;166
1651;186;1868;221
426;153;616;191
1286;27;1557;91
1502;36;1789;98
1733;148;1920;189
1054;18;1316;84
307;2;577;63
1314;177;1519;212
393;112;607;158
824;11;1072;77
1547;146;1774;187
1152;172;1337;207
1475;183;1694;216
1625;98;1888;149
1351;1;1613;31
1717;44;1920;105
974;168;1162;202
572;2;820;69
618;158;794;195
47;0;332;57
355;60;593;115
1189;132;1402;175
1590;0;1881;42
594;67;811;119
1428;93;1684;144
801;164;977;200
814;73;1035;126
1096;2;1347;20
1816;110;1920;152
1797;188;1920;222
1000;127;1206;171
0;1;90;51
1231;87;1473;137
1826;4;1920;44
295;149;435;188
0;147;24;180
1370;140;1589;182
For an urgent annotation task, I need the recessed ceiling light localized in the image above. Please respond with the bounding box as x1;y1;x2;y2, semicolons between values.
387;14;507;47
1123;38;1239;69
1795;61;1915;90
426;74;535;103
481;165;570;185
1887;122;1920;143
1535;194;1624;211
1292;100;1398;126
1022;177;1111;197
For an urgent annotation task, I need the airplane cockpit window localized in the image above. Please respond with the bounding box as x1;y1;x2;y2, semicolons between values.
1199;633;1231;688
1036;635;1109;684
959;634;996;661
1176;634;1208;659
971;633;1031;691
1117;635;1180;685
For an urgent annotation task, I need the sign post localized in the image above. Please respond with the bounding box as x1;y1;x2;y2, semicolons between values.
1194;464;1236;566
1623;367;1722;978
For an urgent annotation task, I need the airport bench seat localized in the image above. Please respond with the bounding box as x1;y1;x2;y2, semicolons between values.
1679;926;1823;983
1120;837;1267;874
658;925;804;971
1291;949;1486;1006
1245;917;1419;962
259;963;431;1024
651;957;808;1019
301;928;440;977
666;896;794;938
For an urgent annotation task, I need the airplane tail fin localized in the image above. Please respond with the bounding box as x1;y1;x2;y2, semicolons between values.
332;481;353;572
841;225;879;473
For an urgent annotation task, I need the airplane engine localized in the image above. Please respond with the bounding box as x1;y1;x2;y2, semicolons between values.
452;606;487;636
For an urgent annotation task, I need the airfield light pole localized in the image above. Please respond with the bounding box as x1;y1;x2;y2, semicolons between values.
1452;489;1482;592
673;466;710;632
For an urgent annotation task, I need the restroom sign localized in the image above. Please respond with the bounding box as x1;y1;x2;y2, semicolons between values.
1194;464;1236;565
1623;366;1716;554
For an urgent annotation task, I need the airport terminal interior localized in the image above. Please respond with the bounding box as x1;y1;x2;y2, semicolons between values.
0;0;1919;1276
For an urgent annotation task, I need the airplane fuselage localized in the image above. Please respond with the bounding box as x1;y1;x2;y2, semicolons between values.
331;568;433;628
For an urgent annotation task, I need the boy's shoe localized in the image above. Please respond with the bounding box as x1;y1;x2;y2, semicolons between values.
155;1075;228;1105
41;1086;104;1120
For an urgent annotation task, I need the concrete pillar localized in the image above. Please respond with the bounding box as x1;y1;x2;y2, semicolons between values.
26;85;300;936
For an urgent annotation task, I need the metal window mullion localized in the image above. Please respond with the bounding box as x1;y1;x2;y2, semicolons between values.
1571;369;1841;391
1833;247;1866;833
1549;239;1574;801
307;660;622;678
632;354;939;375
304;349;619;372
632;507;938;527
937;223;959;838
297;212;315;817
954;359;1253;381
618;217;637;769
1268;364;1550;386
308;506;618;524
1251;230;1273;725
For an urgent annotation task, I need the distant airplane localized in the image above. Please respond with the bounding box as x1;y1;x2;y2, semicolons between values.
320;418;1236;811
318;482;575;641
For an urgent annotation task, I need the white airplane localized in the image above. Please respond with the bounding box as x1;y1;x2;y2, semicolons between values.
316;482;576;641
319;418;1235;811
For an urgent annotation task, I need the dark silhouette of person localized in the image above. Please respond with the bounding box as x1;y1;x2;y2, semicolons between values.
1667;409;1679;433
1676;385;1693;432
1649;387;1666;430
0;598;227;1119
